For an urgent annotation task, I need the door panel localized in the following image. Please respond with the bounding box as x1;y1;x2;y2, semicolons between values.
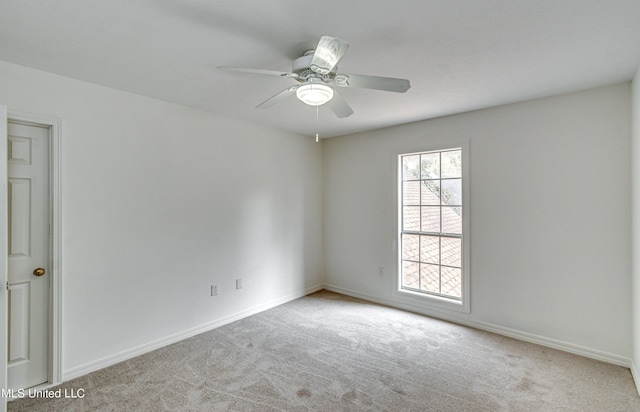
8;283;29;363
7;121;49;390
8;178;31;257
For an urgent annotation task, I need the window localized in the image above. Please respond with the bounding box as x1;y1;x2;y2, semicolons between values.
399;147;466;306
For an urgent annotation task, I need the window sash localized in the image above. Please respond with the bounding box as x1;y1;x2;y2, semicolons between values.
399;148;463;301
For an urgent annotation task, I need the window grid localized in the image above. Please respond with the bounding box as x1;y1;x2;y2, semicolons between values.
400;149;462;300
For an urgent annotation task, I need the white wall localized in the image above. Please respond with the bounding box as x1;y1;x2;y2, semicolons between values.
0;60;324;378
324;84;632;361
632;67;640;388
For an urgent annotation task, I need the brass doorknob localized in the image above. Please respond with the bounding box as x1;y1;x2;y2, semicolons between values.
33;268;46;276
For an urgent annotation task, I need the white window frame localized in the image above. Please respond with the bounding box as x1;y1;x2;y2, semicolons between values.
394;141;470;314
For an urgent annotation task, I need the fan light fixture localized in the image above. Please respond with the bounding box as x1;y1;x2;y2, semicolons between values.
218;34;410;119
296;83;333;106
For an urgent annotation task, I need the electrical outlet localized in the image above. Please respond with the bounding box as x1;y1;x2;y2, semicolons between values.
211;285;218;296
236;278;242;290
377;267;384;278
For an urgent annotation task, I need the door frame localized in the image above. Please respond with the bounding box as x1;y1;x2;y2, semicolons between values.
1;105;7;412
2;110;62;400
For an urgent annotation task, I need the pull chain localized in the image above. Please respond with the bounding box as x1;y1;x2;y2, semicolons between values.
315;105;319;142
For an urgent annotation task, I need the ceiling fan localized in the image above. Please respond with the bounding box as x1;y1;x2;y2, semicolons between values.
218;35;411;118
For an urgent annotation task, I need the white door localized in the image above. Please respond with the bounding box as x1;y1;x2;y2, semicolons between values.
7;121;49;390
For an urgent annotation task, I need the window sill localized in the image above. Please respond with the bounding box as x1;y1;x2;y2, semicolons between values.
393;287;470;314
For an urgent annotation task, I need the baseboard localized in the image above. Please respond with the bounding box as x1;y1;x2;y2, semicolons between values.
64;284;323;381
323;284;632;368
62;281;632;382
631;359;640;396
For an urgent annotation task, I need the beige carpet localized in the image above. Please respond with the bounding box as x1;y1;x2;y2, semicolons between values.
8;290;640;411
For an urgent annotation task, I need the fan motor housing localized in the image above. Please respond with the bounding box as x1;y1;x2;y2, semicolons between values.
292;51;335;82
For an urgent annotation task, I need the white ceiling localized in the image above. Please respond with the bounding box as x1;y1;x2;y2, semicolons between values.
1;0;640;138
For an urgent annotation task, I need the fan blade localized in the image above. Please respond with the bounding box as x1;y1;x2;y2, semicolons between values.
335;73;410;93
310;36;349;75
326;90;354;118
217;66;298;78
256;86;299;109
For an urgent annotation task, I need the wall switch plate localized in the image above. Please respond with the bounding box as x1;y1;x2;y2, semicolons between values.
236;278;242;289
211;285;218;296
378;267;384;277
